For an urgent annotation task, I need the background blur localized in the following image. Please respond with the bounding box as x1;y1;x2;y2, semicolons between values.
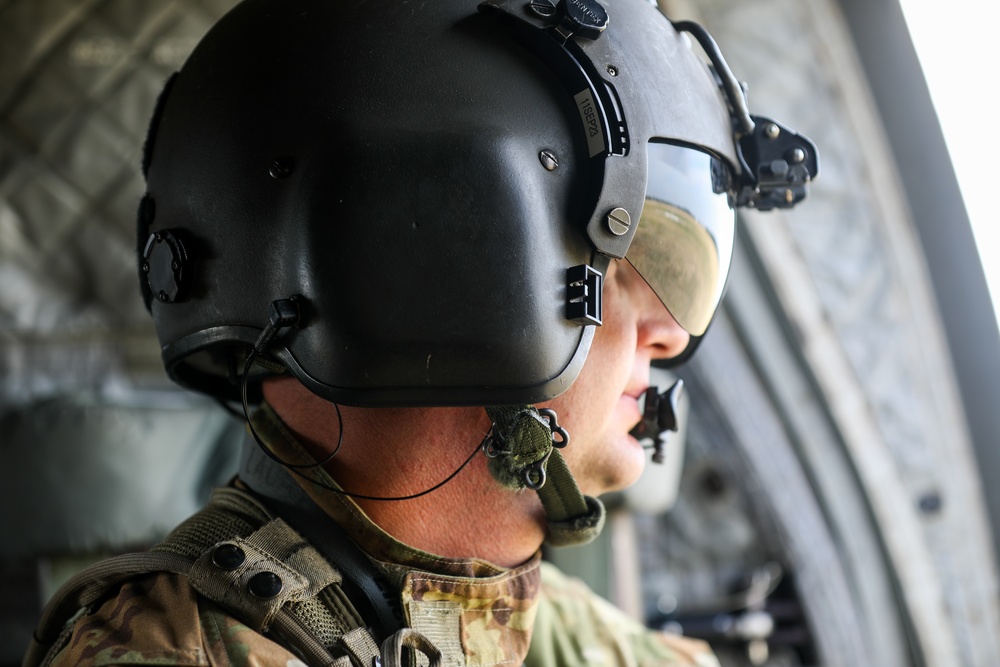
2;1;998;666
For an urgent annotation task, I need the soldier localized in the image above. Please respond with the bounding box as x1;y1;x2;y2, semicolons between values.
25;0;817;665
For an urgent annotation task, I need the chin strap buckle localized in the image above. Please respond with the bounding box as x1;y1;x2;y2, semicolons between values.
519;409;568;490
483;405;568;490
482;405;606;546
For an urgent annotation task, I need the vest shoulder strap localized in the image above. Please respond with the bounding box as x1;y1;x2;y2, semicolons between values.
24;487;440;667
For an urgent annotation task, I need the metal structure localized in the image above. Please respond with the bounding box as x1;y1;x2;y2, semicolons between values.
2;0;999;665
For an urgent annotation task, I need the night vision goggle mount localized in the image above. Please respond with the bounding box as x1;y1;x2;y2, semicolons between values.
484;0;819;213
672;20;819;211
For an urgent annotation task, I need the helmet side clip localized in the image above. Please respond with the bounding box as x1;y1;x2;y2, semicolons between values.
566;264;603;325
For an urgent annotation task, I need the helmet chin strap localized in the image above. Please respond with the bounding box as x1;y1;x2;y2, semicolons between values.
483;406;606;547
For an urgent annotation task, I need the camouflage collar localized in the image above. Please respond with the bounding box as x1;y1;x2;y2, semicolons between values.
247;403;533;577
246;403;542;665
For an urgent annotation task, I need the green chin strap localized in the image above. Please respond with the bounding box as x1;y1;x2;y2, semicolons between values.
484;406;606;547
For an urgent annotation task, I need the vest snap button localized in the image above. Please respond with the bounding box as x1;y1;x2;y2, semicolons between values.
248;571;283;598
212;543;246;571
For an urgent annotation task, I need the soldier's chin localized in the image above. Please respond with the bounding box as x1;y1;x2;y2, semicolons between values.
617;444;649;493
586;435;648;497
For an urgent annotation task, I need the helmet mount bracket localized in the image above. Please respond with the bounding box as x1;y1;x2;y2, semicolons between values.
735;116;819;210
479;0;635;259
672;20;819;209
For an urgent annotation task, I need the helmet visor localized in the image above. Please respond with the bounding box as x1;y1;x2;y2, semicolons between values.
626;142;735;336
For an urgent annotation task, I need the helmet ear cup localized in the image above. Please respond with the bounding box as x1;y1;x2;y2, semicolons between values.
137;194;156;311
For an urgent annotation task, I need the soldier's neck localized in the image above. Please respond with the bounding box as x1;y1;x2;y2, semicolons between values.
262;378;547;569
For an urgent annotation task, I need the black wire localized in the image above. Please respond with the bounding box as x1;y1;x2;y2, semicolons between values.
281;436;485;502
242;350;342;469
241;347;483;501
672;20;755;136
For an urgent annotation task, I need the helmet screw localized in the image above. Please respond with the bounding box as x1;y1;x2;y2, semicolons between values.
607;207;631;236
141;262;149;273
606;64;618;77
269;158;292;179
764;123;780;139
539;150;559;171
788;147;806;163
527;0;557;18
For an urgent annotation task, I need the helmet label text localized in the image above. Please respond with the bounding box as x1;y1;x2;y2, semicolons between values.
574;90;606;157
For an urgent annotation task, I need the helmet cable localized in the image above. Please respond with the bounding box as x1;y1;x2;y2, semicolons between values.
239;297;483;502
672;21;755;136
240;298;602;544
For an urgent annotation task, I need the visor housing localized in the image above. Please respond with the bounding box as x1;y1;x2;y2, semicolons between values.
627;142;735;336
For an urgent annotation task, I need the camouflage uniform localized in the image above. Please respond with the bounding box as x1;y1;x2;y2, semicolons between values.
38;405;717;667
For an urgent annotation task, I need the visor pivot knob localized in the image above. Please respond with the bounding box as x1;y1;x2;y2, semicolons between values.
764;122;781;139
607;207;631;236
527;0;557;18
559;0;609;40
539;149;559;171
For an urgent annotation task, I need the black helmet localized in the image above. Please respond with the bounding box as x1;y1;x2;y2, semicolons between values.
138;0;817;407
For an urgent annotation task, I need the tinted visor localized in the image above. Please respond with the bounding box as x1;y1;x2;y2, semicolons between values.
626;142;735;336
